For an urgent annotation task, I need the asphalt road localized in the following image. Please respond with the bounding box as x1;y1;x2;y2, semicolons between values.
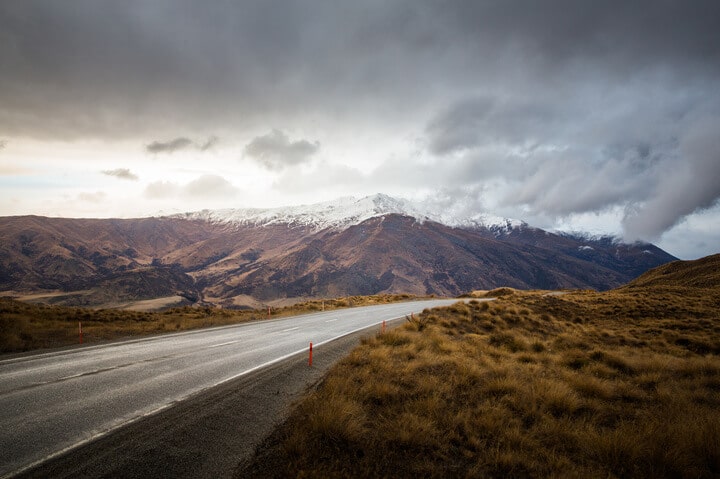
0;299;460;478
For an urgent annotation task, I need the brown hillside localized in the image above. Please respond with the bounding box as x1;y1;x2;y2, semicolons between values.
0;213;677;308
624;253;720;289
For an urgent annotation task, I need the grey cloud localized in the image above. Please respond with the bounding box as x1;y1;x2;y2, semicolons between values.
426;97;561;155
506;150;652;216
184;175;238;198
101;168;138;181
422;84;718;240
2;1;718;139
622;117;720;240
145;136;218;154
199;136;219;151
431;1;720;78
0;140;6;150
244;130;319;171
145;138;193;154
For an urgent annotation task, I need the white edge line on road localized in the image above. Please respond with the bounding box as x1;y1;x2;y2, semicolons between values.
4;299;472;479
281;327;299;332
324;318;338;322
208;340;239;349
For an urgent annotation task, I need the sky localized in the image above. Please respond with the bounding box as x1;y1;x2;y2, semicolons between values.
1;1;719;260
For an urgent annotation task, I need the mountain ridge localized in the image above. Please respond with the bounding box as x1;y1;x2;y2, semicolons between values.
0;195;678;309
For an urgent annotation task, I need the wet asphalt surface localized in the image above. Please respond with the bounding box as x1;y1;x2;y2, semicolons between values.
0;299;460;478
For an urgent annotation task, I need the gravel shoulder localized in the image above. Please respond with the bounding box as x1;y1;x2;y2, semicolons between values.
16;319;399;479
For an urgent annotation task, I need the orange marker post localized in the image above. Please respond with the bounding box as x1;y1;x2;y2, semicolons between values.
382;320;386;334
79;321;83;344
309;342;313;367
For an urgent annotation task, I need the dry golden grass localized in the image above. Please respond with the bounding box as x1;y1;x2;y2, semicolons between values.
241;280;720;478
0;293;420;353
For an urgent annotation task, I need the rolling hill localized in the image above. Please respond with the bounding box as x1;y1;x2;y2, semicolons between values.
624;253;720;289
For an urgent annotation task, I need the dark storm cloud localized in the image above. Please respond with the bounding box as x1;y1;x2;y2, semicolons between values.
2;0;716;138
101;168;139;181
244;130;319;171
434;1;720;73
145;137;217;154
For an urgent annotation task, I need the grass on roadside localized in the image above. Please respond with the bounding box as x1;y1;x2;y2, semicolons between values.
240;286;720;478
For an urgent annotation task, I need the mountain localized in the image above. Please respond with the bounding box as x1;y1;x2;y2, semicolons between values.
0;194;677;309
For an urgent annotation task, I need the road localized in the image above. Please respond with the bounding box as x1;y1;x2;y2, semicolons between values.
0;299;461;478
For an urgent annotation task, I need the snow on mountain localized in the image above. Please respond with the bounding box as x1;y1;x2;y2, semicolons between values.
172;193;526;232
556;230;625;246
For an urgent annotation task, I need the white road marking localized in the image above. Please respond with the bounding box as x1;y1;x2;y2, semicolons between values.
324;318;338;323
208;340;239;348
281;327;299;332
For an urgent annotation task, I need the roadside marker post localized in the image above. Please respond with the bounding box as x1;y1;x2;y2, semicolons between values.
382;320;386;334
79;321;83;344
309;342;313;367
267;306;271;320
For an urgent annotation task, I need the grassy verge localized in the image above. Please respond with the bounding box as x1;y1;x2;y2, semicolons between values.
240;287;720;478
0;294;420;354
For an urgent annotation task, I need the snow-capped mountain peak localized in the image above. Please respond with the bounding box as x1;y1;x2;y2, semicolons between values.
172;193;526;232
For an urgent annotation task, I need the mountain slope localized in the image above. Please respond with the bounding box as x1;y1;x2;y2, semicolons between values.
203;214;672;304
623;253;720;290
0;195;678;308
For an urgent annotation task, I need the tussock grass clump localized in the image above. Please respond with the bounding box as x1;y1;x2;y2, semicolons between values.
243;284;720;478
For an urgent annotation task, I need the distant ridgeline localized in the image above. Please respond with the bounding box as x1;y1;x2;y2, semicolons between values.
0;195;677;309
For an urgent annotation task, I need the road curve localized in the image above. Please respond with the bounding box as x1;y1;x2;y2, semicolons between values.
0;299;460;478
